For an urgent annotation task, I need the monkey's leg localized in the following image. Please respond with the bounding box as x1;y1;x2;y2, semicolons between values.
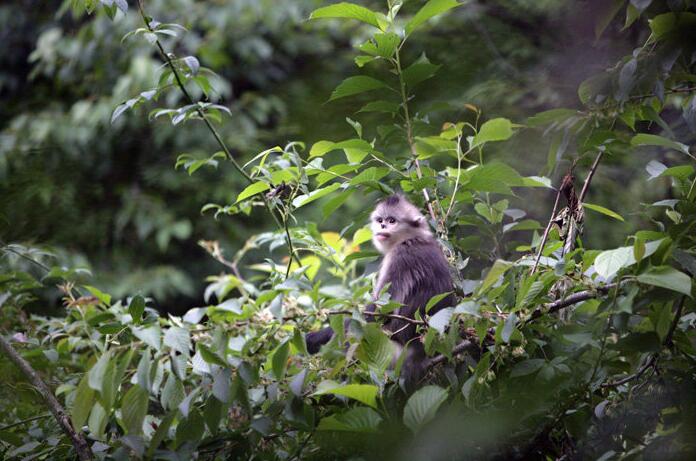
399;341;427;392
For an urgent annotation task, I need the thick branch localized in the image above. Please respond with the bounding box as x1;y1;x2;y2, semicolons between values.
0;334;93;460
426;282;624;370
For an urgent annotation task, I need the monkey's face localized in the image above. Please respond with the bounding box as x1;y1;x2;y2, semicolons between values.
370;197;428;253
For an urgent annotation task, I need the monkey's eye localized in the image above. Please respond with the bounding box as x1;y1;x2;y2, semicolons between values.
376;217;383;223
387;217;396;224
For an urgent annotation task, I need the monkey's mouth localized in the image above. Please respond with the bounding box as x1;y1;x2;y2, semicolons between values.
375;232;391;241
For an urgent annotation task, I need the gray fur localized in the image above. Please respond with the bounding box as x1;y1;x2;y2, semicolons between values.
306;194;455;387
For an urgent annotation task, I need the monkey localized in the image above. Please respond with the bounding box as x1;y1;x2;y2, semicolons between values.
305;194;455;389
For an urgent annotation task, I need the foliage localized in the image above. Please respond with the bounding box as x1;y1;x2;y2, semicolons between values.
0;0;695;460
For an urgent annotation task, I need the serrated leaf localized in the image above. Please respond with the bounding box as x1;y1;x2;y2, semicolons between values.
510;359;545;377
594;239;663;279
405;0;460;35
631;133;690;156
71;373;95;430
314;383;379;409
121;385;149;435
428;307;453;334
403;54;440;88
271;341;290;380
583;203;625;221
637;266;692;296
131;324;162;351
88;352;111;392
235;181;270;203
479;260;512;294
164;326;191;356
317;407;383;432
329;76;389;101
160;374;185;411
356;324;395;372
472;118;515;147
358;100;400;114
129;295;145;322
403;385;448;433
292;183;342;208
310;2;380;28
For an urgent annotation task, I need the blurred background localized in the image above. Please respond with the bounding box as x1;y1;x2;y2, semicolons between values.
0;0;687;313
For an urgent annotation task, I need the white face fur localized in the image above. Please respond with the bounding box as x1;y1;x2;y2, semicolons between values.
370;195;431;253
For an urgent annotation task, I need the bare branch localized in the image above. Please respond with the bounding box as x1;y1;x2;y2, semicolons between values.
0;334;93;460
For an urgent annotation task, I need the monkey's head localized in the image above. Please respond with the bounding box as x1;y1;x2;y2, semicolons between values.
370;194;431;253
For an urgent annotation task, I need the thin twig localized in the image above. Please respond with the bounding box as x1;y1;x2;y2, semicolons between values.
578;151;603;203
426;282;625;370
0;413;51;431
601;296;686;388
135;0;300;275
530;186;563;275
392;50;440;228
0;334;93;460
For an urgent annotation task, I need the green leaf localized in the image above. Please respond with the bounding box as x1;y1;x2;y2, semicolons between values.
472;118;515;147
349;167;389;185
594;0;624;39
403;54;441;89
271;341;290;380
128;295;145;323
88;352;112;392
405;0;460;36
594;239;663;279
428;307;453;334
314;383;379;409
71;373;96;430
637;266;692;297
526;109;578;127
121;385;149;435
329;76;389;101
131;324;162;351
358;100;400;114
164;326;191;356
583;203;625;221
310;2;380;28
317;407;383;433
510;359;545;377
356;324;396;372
403;385;448;433
292;183;342;208
323;190;354;219
235;181;270;203
463;162;524;195
501;312;517;343
83;285;112;305
425;292;453;313
630;133;690;156
479;260;512;294
309;138;372;158
161;374;185;411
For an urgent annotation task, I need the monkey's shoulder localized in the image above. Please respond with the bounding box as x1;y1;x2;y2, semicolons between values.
390;237;449;270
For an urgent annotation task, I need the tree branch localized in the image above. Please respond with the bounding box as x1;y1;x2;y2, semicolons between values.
530;186;564;275
425;282;625;370
135;0;300;275
0;334;93;460
601;295;686;388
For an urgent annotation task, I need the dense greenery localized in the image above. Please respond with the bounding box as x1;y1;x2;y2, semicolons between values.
0;0;694;460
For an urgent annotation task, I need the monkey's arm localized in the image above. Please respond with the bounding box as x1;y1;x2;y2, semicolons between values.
383;238;455;344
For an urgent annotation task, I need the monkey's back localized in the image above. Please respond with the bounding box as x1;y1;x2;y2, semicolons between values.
380;236;455;344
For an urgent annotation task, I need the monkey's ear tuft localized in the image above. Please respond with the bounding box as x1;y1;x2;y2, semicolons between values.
384;194;402;206
410;216;425;227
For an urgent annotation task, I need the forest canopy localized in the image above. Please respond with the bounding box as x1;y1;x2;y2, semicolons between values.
0;0;694;459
